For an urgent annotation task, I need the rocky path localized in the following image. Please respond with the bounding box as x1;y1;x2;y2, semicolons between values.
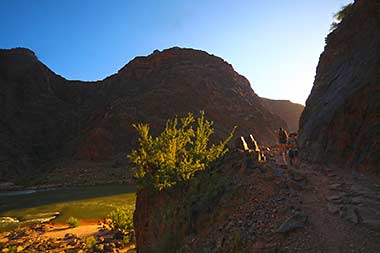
281;158;380;252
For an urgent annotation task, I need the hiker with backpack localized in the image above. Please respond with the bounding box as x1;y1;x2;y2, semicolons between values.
287;133;299;167
278;128;288;164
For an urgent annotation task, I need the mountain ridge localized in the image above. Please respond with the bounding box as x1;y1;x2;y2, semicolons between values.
0;47;302;182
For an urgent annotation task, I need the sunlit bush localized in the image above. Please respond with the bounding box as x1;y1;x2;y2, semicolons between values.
106;208;133;232
330;3;353;30
66;216;80;228
84;236;97;249
128;111;235;191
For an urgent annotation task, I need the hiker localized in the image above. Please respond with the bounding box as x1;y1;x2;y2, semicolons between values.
278;128;288;164
287;133;299;167
287;132;297;147
288;148;299;167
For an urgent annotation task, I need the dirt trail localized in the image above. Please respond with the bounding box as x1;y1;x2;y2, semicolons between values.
278;150;380;252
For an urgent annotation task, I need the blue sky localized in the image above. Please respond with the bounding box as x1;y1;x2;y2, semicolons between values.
0;0;351;104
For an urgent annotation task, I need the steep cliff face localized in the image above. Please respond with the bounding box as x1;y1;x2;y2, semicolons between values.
260;98;304;132
299;0;380;171
0;47;288;179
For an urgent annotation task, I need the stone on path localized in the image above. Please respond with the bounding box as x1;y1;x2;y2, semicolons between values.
277;213;308;233
326;194;342;203
345;206;359;224
327;203;340;214
357;207;380;231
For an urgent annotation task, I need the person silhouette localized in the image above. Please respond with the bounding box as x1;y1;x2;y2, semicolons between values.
278;128;288;165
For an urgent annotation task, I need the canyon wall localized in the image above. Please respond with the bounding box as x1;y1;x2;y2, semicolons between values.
299;0;380;171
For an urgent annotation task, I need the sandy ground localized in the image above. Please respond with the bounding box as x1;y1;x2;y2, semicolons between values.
42;222;100;239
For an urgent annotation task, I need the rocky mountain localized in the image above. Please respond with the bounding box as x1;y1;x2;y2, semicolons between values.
76;48;288;161
260;98;304;132
0;48;100;178
299;0;380;171
1;47;293;180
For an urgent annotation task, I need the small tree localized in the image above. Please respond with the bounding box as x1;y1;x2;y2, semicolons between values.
67;216;80;227
106;208;134;232
330;3;353;30
128;111;235;191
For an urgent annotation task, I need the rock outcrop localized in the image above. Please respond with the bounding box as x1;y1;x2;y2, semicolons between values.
260;98;304;132
133;150;301;252
299;0;380;171
1;47;290;180
133;147;380;253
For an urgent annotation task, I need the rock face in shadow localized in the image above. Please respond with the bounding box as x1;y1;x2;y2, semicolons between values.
0;48;100;177
1;47;289;179
260;98;304;132
299;0;380;171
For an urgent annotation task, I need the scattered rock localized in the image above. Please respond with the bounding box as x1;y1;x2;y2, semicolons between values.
289;170;306;182
326;194;342;202
277;213;308;233
345;206;359;224
362;219;380;231
357;207;380;231
273;169;285;177
329;183;342;191
327;203;340;214
93;244;104;252
351;196;366;205
287;179;305;191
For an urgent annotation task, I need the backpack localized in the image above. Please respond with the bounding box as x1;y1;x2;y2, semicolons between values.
279;129;288;143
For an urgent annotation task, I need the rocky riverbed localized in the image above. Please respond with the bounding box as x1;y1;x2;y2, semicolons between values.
0;222;136;253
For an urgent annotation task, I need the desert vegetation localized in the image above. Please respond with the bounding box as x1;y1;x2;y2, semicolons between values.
66;216;80;228
128;111;235;191
330;3;353;30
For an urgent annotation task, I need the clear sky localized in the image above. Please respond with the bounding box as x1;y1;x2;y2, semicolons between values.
1;0;351;105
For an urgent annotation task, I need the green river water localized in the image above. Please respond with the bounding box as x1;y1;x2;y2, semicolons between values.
0;184;136;231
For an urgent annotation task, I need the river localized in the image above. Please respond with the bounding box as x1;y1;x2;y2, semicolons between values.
0;184;136;231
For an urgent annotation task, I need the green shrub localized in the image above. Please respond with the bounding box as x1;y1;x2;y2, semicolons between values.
8;246;17;253
66;216;80;228
84;236;97;249
128;111;235;191
330;3;353;30
122;234;131;245
106;208;133;232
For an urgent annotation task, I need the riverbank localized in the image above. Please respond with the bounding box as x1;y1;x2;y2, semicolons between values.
0;221;136;252
0;184;136;232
